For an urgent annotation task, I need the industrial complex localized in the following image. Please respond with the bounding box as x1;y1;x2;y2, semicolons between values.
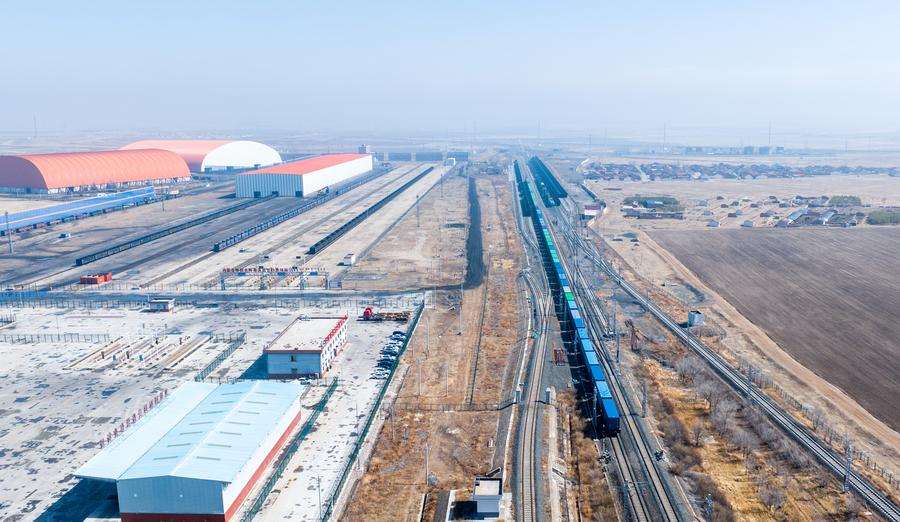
1;133;898;522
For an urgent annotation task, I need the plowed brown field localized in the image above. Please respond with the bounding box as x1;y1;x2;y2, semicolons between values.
651;227;900;431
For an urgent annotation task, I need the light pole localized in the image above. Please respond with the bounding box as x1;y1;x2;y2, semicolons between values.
317;474;322;520
4;211;12;254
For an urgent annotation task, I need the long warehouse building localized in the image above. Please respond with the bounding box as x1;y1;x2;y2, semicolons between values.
235;153;373;198
75;381;305;522
122;140;282;173
0;150;191;193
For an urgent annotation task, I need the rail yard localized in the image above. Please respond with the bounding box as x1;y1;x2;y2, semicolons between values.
1;137;898;522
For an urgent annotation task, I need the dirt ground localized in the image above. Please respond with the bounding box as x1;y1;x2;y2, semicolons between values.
0;196;59;214
342;173;523;521
594;223;900;499
652;227;900;433
345;172;469;291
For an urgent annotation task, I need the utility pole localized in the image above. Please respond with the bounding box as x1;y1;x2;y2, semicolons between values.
317;474;322;520
416;194;420;228
424;442;430;485
641;380;647;418
844;441;853;492
4;212;12;254
704;493;714;521
459;278;463;335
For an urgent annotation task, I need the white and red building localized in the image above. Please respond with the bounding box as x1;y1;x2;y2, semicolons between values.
235;154;373;198
265;316;349;378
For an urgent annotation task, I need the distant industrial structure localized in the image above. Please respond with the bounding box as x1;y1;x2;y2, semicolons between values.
75;381;305;522
265;316;349;378
235;154;372;198
122;139;282;173
0;139;283;193
0;150;190;193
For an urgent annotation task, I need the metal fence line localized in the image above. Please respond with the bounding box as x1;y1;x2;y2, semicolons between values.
318;300;426;521
240;378;339;522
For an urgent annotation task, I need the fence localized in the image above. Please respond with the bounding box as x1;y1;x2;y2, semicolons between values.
195;332;246;381
0;332;110;343
319;300;426;521
98;388;169;448
392;399;515;412
240;379;339;522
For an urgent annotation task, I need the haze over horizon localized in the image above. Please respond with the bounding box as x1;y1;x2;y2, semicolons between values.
3;1;900;141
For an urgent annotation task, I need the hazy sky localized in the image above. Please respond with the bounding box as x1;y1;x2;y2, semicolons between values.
2;1;899;138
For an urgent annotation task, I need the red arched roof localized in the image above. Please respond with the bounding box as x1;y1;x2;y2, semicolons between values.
0;149;191;190
121;140;234;171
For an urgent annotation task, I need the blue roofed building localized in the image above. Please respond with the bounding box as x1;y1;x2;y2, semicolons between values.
76;380;305;522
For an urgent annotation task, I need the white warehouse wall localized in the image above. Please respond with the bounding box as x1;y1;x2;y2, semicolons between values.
236;174;303;198
202;141;282;172
235;155;373;198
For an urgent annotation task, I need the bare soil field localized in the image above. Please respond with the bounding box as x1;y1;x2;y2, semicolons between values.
0;196;59;214
651;227;900;431
343;174;522;521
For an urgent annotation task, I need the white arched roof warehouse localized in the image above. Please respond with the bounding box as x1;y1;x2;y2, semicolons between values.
121;139;282;173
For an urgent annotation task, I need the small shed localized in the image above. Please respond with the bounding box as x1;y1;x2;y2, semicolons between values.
688;310;704;327
148;298;175;313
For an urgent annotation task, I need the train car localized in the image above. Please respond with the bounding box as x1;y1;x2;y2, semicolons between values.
600;398;621;434
570;310;585;330
520;178;620;436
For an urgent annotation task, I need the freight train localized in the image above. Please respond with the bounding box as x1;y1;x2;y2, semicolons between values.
527;156;568;207
515;167;620;436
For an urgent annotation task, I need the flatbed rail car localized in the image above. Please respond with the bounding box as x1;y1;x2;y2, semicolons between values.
516;178;619;435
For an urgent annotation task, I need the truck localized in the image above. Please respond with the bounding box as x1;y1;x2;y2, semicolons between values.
361;307;410;322
80;272;113;285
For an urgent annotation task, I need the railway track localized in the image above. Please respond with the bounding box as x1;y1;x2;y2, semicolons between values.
196;165;421;288
572;217;900;521
517;270;550;522
464;256;490;405
542;205;684;521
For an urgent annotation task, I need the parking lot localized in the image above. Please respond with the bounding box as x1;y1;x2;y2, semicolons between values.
252;317;409;520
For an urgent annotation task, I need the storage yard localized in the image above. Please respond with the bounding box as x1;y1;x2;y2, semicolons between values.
0;138;459;521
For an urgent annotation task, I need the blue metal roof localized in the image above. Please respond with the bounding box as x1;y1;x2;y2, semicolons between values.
4;188;155;230
76;381;304;484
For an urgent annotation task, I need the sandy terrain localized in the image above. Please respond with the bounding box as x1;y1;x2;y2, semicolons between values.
0;197;60;214
345;172;468;291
